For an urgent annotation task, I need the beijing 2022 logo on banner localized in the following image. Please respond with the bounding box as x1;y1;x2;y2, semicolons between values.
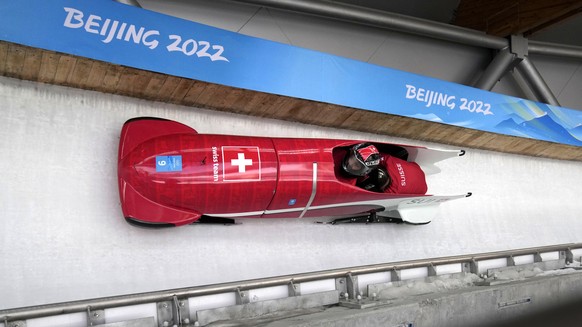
62;7;230;62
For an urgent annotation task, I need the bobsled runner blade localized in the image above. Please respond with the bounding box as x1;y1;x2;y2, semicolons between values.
319;212;406;225
194;216;237;225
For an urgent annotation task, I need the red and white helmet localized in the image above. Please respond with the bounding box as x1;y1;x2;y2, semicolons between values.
342;143;380;177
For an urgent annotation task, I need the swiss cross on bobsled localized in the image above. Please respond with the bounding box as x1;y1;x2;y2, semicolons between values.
118;117;471;228
223;146;261;181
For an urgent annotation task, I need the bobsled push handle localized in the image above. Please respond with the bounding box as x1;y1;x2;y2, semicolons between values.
298;162;318;219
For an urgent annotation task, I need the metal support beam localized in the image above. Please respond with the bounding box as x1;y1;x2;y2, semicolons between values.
235;289;250;305
228;0;508;50
529;40;582;60
566;248;575;264
112;0;582;61
114;0;142;8
390;269;401;282
346;274;359;300
474;35;530;91
508;69;538;100
474;47;516;90
227;0;567;104
176;297;191;326
230;0;582;61
87;307;105;326
335;277;348;300
156;301;175;327
517;57;560;106
427;264;437;277
469;260;480;275
288;280;301;296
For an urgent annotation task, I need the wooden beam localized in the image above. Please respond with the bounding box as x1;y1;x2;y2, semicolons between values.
453;0;582;37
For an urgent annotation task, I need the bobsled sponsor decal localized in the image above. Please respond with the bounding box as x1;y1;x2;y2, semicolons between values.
212;146;220;182
156;155;182;172
401;194;468;206
221;146;261;181
395;162;406;186
405;198;448;205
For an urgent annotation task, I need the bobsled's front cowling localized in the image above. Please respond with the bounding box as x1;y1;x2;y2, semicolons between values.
118;131;278;225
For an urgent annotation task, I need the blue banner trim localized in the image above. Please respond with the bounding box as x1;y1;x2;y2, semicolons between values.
1;0;581;146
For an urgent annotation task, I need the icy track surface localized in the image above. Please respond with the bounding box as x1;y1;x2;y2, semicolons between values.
1;77;582;309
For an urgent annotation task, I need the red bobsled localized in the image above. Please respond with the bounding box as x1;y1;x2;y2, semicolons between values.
118;117;470;227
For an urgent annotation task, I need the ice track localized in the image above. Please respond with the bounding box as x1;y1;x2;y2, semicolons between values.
2;76;582;309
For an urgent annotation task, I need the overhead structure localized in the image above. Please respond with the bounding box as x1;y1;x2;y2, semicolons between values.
453;0;582;37
221;0;573;104
473;34;560;105
474;47;516;91
517;56;561;105
114;0;142;8
116;0;582;104
226;0;509;49
529;40;582;59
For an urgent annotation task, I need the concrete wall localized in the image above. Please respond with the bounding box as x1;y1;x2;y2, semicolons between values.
220;271;582;327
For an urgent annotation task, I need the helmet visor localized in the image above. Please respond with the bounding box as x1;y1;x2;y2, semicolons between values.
344;155;373;176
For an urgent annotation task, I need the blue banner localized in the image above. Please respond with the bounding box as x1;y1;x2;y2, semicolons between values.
1;0;581;146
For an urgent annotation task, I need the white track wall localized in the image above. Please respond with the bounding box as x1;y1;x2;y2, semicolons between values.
2;77;582;310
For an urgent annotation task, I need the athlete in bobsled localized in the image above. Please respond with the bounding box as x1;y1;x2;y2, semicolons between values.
342;143;427;195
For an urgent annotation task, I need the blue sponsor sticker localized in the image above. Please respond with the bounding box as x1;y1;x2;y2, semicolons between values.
156;155;182;172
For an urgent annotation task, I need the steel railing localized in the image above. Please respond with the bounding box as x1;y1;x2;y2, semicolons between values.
2;242;581;324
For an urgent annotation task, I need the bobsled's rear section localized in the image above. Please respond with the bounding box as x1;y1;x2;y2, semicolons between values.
390;146;468;224
376;192;472;225
404;146;466;175
322;144;469;225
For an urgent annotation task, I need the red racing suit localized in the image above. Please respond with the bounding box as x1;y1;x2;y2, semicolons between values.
381;154;427;194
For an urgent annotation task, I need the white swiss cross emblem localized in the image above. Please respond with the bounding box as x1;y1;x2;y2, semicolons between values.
222;146;261;181
231;153;253;173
